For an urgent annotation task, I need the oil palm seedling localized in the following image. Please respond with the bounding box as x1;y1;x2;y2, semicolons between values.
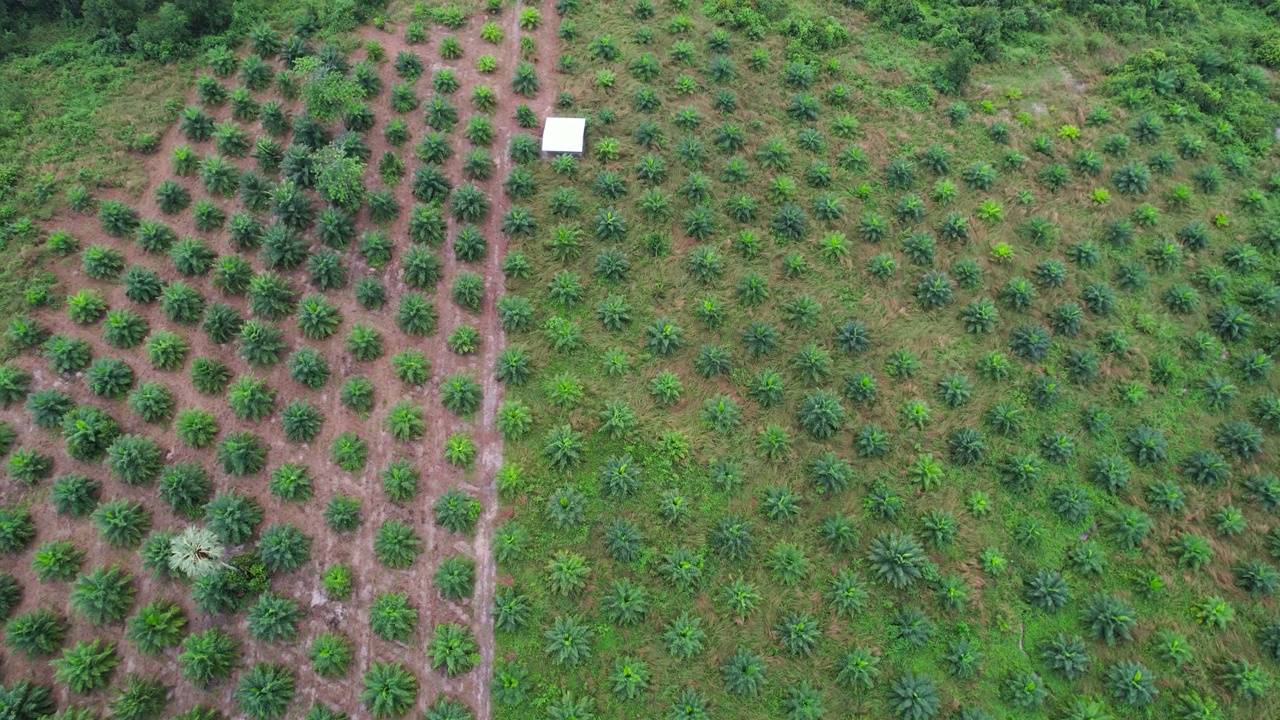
374;519;421;569
427;623;478;677
243;591;302;645
5;607;67;657
91;499;149;548
358;588;419;643
236;663;295;719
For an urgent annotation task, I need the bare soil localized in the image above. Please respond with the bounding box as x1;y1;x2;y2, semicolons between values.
0;10;560;718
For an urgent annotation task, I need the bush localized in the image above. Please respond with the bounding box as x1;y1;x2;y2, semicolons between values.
186;548;253;607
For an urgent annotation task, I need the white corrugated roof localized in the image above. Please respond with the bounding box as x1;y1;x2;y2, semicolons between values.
541;117;586;154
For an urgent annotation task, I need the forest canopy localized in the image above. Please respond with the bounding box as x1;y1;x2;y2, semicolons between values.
0;0;387;61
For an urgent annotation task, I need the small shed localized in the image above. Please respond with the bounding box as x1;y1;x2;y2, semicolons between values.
541;117;586;155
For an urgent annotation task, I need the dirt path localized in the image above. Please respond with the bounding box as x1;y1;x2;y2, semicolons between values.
445;9;560;719
356;7;560;717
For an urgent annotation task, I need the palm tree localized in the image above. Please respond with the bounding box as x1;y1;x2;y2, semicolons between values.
168;527;227;579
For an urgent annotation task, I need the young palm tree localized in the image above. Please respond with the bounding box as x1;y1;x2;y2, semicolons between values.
427;624;479;676
179;627;239;687
69;566;135;625
361;662;417;717
125;600;186;654
236;663;295;719
52;638;119;693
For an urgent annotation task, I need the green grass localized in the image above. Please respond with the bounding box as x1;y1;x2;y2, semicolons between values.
0;25;198;331
491;1;1280;718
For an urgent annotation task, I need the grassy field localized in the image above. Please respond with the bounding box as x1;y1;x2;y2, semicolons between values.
0;24;190;329
0;1;1279;719
492;2;1280;719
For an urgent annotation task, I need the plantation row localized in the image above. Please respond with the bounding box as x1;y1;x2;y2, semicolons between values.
0;9;554;720
0;1;1276;719
485;1;1280;719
